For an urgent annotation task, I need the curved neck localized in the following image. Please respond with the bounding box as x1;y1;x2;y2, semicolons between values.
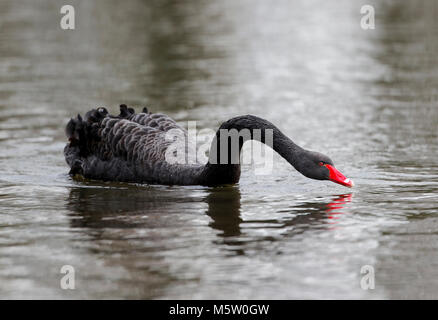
198;115;305;186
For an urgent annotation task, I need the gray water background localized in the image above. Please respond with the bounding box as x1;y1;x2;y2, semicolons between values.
0;0;437;299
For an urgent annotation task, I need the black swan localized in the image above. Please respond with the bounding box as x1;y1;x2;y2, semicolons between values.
64;105;354;188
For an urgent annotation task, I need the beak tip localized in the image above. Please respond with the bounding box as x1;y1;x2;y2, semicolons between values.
344;178;354;188
326;164;354;188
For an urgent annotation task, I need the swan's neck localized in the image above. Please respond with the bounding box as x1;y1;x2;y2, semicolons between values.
199;115;304;186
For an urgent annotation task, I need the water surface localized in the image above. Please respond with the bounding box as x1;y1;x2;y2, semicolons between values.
0;0;437;299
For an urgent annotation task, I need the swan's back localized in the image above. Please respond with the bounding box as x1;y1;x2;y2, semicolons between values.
64;105;200;184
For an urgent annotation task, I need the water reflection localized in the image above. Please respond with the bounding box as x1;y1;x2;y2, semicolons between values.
66;184;207;231
325;194;353;220
277;193;353;235
67;184;352;247
206;186;242;237
207;190;353;256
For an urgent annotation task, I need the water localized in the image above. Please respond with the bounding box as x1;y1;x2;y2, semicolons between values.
0;0;437;299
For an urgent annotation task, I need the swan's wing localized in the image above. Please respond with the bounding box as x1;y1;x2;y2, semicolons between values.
117;105;199;160
116;104;186;134
130;112;186;133
119;105;198;160
64;107;176;182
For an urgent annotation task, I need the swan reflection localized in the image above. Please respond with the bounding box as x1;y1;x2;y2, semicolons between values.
66;183;352;250
205;190;353;252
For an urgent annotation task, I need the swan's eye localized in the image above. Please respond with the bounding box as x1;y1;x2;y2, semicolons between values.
319;162;324;166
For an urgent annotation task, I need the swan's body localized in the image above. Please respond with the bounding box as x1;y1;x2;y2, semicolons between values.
64;105;353;187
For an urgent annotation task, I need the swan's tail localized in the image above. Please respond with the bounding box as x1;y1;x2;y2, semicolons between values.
65;107;112;174
64;104;157;178
64;113;87;175
64;105;145;176
65;114;83;143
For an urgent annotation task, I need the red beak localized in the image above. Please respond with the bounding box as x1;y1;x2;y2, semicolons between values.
325;164;354;188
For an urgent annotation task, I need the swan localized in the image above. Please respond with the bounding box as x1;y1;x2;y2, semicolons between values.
64;105;354;187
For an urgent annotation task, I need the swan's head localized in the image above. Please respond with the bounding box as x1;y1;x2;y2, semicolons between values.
298;151;354;188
